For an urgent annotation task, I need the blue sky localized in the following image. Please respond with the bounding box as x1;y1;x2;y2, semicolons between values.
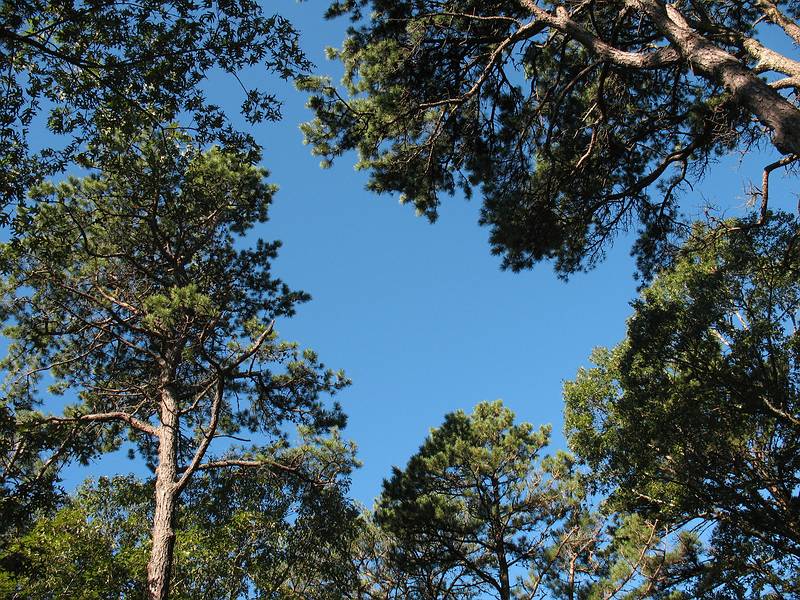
237;2;639;504
54;1;797;507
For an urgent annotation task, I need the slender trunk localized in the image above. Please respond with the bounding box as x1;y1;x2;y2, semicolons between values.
147;383;180;600
497;548;511;600
490;477;511;600
568;554;577;600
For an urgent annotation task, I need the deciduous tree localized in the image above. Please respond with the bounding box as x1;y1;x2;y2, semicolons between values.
1;463;360;599
0;0;309;216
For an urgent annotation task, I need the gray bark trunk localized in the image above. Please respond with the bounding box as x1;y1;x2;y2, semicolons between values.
146;383;179;600
630;0;800;155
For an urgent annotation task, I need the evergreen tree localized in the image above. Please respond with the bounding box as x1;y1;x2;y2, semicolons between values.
371;401;696;599
303;0;800;276
0;130;351;599
565;212;800;596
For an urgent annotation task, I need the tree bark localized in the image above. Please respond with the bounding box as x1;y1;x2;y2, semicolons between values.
146;382;180;600
490;476;511;600
629;0;800;156
523;0;800;155
496;548;511;600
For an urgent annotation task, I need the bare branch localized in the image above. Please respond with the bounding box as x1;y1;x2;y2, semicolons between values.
757;0;800;45
44;411;158;437
418;19;548;110
742;37;800;80
520;1;681;69
626;0;800;155
222;319;274;373
727;153;800;233
174;375;223;494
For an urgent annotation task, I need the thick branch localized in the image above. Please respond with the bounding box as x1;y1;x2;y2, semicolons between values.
628;0;800;155
191;458;297;473
189;458;301;476
516;1;800;155
93;278;142;317
520;1;680;69
757;0;800;45
770;76;800;90
185;455;346;488
44;411;158;437
760;154;800;222
742;37;800;80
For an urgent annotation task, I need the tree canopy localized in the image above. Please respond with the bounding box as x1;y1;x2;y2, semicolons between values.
3;2;800;597
0;0;308;217
2;467;360;599
0;130;352;598
371;400;700;600
375;400;573;599
304;0;800;276
564;212;800;594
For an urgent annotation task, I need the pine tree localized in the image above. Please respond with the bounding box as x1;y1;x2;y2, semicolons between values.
0;130;352;599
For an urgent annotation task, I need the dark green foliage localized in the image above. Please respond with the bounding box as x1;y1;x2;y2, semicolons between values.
375;401;572;598
369;401;702;599
303;0;799;276
0;129;354;593
0;405;77;539
1;467;361;599
565;212;800;596
0;0;309;217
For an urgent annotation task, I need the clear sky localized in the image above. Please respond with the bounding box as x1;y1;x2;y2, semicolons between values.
247;2;638;505
53;1;796;508
252;2;795;506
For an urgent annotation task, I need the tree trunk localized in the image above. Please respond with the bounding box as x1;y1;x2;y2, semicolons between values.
630;0;800;156
490;477;511;600
146;383;180;600
497;550;511;600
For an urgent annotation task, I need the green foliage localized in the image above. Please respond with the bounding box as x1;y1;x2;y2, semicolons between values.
375;401;567;598
1;463;362;599
0;0;310;217
303;0;797;276
564;212;800;596
363;401;713;599
1;129;345;452
0;129;354;592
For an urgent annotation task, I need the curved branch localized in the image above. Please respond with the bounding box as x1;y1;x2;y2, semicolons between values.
222;319;274;373
44;411;158;437
628;0;800;155
0;27;99;69
520;1;680;69
419;19;548;110
174;374;223;494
